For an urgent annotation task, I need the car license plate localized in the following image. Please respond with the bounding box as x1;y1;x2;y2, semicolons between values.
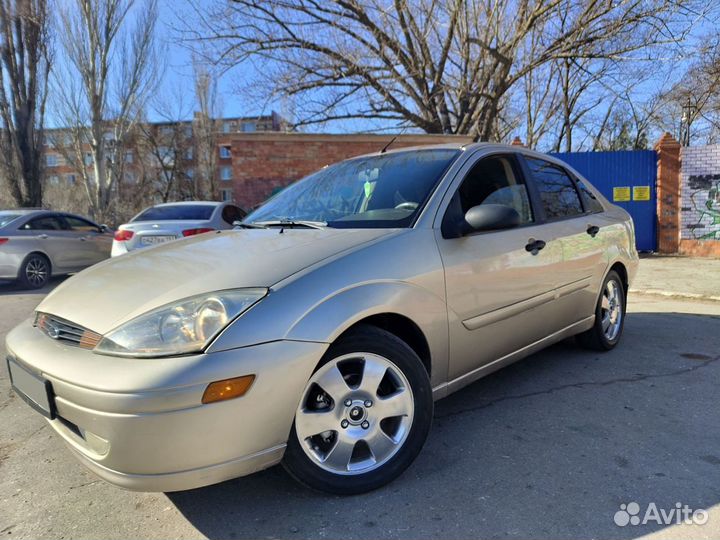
7;358;55;419
141;235;176;246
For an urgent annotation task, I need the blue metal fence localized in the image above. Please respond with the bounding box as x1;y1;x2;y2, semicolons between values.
551;150;657;251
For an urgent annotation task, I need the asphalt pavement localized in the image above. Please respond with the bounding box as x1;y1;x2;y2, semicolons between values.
2;276;720;539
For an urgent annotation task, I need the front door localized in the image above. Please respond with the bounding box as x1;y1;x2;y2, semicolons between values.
434;154;564;384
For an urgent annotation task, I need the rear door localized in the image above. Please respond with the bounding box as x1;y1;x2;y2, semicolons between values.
434;153;564;384
520;156;607;329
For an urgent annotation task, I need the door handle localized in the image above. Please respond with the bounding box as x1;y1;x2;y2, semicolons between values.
525;238;546;255
586;225;600;237
79;237;87;241
37;234;48;239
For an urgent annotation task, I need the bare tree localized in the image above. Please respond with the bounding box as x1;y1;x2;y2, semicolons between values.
659;36;720;144
192;59;220;200
0;0;50;207
52;0;160;223
183;0;703;141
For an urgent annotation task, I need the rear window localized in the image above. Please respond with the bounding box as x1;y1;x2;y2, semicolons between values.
0;214;21;228
132;205;215;222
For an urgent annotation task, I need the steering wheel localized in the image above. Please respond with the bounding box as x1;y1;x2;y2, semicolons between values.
395;201;419;211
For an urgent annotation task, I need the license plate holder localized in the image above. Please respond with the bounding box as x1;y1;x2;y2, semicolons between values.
7;358;56;419
141;235;176;246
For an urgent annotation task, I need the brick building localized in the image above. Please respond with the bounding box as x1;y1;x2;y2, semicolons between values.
41;112;291;206
217;132;473;209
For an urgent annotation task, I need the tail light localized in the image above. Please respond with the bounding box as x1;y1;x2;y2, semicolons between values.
182;227;215;237
0;238;8;245
114;230;134;242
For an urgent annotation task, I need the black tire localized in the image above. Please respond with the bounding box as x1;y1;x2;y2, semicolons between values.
577;270;626;351
18;253;51;290
282;324;433;495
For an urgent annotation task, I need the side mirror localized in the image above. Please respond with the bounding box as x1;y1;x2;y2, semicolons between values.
99;224;109;233
464;204;521;233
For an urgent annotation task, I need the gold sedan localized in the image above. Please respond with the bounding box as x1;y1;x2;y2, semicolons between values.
6;143;638;494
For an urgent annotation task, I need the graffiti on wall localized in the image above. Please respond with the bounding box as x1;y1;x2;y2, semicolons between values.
685;174;720;240
680;145;720;242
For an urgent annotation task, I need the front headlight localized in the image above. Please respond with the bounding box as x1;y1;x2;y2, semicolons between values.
94;288;267;357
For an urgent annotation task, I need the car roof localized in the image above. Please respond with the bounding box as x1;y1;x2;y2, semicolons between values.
152;201;221;207
346;141;579;170
0;208;49;216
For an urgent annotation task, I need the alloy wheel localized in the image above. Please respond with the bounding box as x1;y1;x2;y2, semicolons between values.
600;279;623;341
25;257;49;288
295;353;414;475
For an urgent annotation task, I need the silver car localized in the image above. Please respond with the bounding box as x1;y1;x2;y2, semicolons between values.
6;143;638;494
0;210;113;289
111;201;246;256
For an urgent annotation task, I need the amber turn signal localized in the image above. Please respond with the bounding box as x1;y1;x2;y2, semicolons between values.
201;375;256;404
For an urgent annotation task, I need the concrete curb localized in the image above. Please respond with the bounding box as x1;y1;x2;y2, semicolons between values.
630;288;720;303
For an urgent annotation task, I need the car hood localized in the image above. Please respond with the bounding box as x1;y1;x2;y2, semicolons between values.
38;228;397;334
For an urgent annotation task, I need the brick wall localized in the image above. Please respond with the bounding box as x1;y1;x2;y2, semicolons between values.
224;133;473;209
679;145;720;256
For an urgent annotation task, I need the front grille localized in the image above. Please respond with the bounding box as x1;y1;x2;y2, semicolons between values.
34;313;102;350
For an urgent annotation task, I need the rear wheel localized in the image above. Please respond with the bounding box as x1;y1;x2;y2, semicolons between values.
18;254;50;290
283;325;432;495
577;270;625;351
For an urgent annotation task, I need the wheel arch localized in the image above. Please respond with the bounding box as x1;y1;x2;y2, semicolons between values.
18;250;53;276
336;313;432;378
608;261;628;296
285;281;448;388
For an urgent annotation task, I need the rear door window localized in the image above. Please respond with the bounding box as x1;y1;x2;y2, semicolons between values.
574;177;605;213
132;205;215;222
525;158;584;220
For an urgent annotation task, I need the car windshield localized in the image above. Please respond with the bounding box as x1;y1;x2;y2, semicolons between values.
245;149;461;228
0;213;21;228
132;204;215;222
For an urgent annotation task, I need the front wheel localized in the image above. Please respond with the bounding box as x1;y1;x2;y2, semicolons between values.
577;270;626;351
283;325;433;495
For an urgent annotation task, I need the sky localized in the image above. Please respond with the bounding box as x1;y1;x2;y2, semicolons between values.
51;0;720;143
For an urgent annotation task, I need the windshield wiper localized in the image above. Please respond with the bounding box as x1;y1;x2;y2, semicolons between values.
234;221;268;229
254;219;327;230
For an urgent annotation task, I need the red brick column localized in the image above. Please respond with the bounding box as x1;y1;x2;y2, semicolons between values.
655;132;682;253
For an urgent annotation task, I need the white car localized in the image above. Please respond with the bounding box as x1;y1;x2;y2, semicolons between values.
111;201;245;257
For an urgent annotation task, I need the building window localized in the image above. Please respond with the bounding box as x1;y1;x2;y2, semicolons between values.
220;166;232;181
48;175;59;185
184;125;193;137
66;174;76;184
46;154;59;167
219;146;231;159
221;188;232;201
161;126;173;136
84;153;93;166
222;121;232;133
184;147;193;160
186;168;194;180
124;151;133;163
124;171;136;183
242;122;256;132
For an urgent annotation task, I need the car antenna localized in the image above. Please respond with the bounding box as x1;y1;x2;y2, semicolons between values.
380;123;410;154
380;136;397;154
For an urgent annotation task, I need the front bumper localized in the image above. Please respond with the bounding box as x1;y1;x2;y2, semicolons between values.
6;319;328;491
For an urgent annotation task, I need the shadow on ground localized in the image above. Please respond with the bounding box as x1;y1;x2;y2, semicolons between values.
167;310;720;540
0;276;65;296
